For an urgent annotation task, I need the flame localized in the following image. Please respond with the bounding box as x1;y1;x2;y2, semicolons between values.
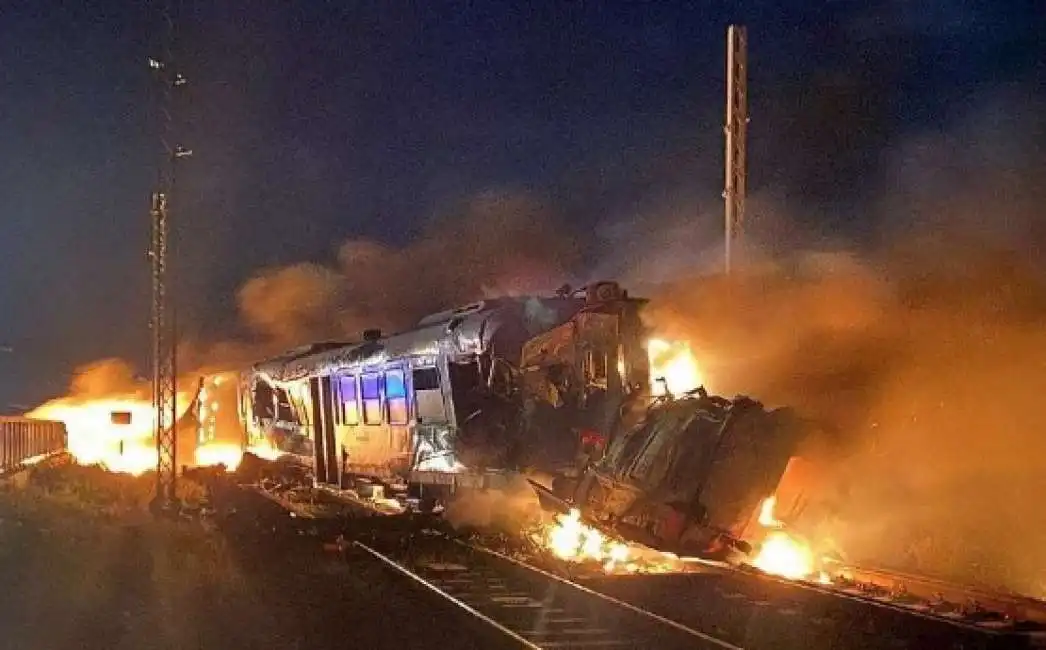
758;495;783;528
749;495;816;580
533;508;690;574
246;440;282;461
194;442;244;470
27;395;187;475
540;508;631;571
647;338;703;396
752;530;815;580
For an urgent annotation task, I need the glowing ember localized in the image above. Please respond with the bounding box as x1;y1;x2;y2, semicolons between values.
246;440;282;461
749;495;818;581
194;442;244;470
647;338;703;396
532;508;690;574
540;508;631;571
752;530;815;580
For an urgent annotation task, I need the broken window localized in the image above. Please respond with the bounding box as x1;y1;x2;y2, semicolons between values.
413;367;440;391
252;381;275;419
584;348;609;389
412;367;446;423
628;405;694;488
385;369;408;425
361;373;382;425
275;387;294;422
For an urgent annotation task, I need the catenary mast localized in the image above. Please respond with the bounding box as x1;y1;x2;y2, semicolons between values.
148;1;191;512
724;25;748;274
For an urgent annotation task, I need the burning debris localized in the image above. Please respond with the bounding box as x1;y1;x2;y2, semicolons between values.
527;507;693;575
747;496;829;582
646;338;703;396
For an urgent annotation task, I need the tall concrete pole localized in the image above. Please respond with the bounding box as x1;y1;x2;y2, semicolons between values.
724;25;748;274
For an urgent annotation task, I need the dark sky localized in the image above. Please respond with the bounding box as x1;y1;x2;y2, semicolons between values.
0;0;1043;406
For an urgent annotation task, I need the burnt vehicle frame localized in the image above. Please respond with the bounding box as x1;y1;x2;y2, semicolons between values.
563;387;811;557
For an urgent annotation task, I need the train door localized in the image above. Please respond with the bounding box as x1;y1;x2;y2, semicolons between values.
308;376;339;486
383;367;411;470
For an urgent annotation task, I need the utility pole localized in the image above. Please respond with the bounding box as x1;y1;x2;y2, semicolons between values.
148;3;191;513
724;24;748;274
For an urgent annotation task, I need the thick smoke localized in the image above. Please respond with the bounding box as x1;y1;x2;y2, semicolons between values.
646;246;1046;595
65;358;146;399
641;95;1046;596
234;191;578;348
442;474;545;534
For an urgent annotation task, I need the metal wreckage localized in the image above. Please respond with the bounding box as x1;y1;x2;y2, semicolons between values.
221;280;816;560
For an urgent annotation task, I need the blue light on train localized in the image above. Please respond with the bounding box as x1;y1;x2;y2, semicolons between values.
386;370;406;399
361;375;381;399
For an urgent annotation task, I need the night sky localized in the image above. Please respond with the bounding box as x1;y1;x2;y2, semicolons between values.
1;0;1043;407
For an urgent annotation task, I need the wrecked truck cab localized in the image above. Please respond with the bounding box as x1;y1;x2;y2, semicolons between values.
568;392;809;559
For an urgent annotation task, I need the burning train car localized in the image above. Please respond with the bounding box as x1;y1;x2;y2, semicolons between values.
238;282;649;497
225;278;822;558
561;388;816;559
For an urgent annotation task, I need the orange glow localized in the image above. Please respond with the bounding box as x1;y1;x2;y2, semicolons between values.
749;495;816;580
647;338;703;396
541;508;631;571
194;442;244;470
752;530;815;580
27;395;188;475
758;495;783;528
533;508;688;574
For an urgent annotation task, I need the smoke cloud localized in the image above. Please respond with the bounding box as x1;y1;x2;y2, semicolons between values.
442;474;545;534
234;191;578;348
65;358;146;399
641;142;1046;597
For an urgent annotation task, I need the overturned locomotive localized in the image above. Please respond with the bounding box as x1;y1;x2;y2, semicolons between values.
556;388;815;558
237;281;649;497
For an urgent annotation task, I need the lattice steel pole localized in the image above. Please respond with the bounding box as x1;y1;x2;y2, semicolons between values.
724;25;748;274
148;4;191;512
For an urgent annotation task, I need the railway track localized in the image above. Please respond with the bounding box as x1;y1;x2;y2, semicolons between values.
348;530;1046;650
228;479;1046;649
355;534;737;650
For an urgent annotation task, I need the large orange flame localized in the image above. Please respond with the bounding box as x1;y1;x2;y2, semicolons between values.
647;338;703;396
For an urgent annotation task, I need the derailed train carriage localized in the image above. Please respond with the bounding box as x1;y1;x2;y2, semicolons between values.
562;388;816;557
238;281;650;498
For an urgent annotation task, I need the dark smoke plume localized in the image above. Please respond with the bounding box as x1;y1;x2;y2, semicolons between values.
640;95;1046;595
234;191;578;348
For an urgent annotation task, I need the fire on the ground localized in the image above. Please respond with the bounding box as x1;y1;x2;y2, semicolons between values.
530;338;839;584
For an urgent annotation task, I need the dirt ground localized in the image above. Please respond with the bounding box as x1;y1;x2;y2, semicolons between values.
0;463;512;650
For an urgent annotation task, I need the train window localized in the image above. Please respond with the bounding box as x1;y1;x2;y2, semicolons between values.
288;383;310;426
385;370;408;425
585;349;608;383
413;367;446;423
338;375;359;425
412;367;440;391
253;381;275;419
275;387;294;422
361;373;382;425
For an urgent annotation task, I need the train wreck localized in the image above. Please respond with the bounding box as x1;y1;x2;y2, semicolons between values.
193;279;827;575
236;281;649;495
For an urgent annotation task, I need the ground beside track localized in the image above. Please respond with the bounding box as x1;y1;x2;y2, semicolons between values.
0;464;518;650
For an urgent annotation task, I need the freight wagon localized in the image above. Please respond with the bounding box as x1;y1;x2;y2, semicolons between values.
0;417;67;472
